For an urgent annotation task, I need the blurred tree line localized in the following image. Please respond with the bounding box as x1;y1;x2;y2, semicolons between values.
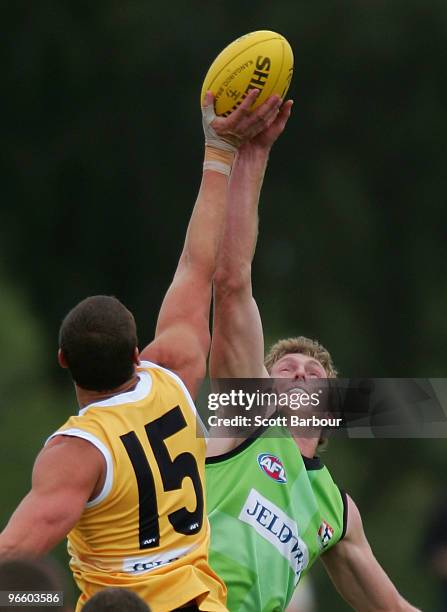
2;1;447;609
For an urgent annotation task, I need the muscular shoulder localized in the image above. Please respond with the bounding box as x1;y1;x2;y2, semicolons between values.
38;435;105;496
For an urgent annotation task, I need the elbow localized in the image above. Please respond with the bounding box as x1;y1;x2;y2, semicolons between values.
213;264;253;297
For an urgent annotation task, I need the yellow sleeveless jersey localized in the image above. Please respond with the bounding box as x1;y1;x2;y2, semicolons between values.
47;361;227;612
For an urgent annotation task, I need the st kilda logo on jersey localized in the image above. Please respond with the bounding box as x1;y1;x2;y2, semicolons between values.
257;453;287;483
318;520;334;548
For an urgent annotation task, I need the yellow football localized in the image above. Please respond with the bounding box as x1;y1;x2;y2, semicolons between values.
201;30;294;116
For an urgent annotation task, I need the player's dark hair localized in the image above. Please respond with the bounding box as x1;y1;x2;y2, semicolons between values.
59;295;138;392
0;557;66;611
82;588;151;611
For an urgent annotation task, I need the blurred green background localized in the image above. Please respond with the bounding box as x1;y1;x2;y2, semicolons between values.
2;1;447;610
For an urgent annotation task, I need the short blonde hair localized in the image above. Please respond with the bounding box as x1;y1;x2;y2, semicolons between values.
264;336;338;378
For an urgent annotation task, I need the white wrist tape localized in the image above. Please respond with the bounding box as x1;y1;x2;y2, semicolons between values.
202;102;238;153
203;146;235;176
203;160;232;176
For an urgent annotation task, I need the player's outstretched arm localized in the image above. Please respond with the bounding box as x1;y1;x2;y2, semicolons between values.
210;100;293;379
141;91;283;398
0;437;103;556
321;495;420;612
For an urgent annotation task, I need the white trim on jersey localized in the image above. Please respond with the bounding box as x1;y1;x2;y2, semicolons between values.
45;428;114;508
140;360;209;440
78;369;153;416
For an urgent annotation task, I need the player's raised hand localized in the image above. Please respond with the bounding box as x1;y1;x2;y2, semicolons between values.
242;98;293;152
202;90;284;150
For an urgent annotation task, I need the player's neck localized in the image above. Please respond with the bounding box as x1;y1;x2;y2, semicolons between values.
292;435;319;459
75;373;140;408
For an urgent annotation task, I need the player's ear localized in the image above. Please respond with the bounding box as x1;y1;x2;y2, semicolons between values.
58;348;68;369
133;347;140;365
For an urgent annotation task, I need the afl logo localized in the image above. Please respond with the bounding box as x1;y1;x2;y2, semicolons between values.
257;453;287;483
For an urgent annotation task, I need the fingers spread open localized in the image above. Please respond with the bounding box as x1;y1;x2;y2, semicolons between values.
241;95;282;138
275;99;293;130
237;88;261;113
207;92;292;148
224;88;260;128
256;96;283;130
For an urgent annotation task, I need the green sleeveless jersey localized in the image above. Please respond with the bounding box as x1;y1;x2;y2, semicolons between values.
205;427;347;612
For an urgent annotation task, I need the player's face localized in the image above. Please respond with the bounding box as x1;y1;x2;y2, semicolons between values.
270;353;328;416
270;353;326;381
